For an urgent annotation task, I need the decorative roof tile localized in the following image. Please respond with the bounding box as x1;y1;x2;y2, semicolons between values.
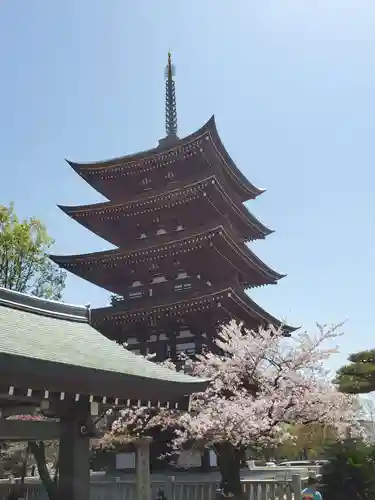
0;287;208;395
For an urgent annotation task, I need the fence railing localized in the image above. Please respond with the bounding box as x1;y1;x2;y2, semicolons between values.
0;474;306;500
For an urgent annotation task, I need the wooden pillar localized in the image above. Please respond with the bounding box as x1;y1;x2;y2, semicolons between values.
138;328;148;356
58;398;91;500
190;325;203;355
167;332;177;360
134;437;152;500
156;331;168;361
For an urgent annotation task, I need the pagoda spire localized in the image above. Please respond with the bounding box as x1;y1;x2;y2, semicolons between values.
164;51;178;138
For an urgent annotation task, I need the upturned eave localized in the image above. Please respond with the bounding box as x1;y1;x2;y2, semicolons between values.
48;220;284;284
92;286;296;336
57;174;273;243
66;116;264;201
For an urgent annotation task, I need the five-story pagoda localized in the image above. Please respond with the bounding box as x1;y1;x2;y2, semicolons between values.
51;53;294;360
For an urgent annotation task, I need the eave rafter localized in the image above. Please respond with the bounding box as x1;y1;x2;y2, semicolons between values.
92;286;295;334
49;222;284;288
66;116;264;201
59;175;273;243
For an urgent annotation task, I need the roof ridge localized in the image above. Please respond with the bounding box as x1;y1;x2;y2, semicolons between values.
0;287;89;323
59;175;215;214
66;116;215;169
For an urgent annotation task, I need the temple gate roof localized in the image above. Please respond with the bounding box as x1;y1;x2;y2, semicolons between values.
0;287;208;404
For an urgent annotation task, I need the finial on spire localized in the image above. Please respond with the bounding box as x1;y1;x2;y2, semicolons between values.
164;51;178;139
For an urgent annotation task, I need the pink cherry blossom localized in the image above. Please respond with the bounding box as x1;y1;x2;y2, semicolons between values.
106;321;361;451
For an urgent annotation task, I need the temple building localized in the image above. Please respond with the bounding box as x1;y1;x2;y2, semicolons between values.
50;53;294;361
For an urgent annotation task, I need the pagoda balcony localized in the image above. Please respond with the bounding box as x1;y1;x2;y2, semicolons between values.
49;219;285;296
110;276;227;311
67;116;263;203
91;284;295;343
59;174;272;247
115;316;215;361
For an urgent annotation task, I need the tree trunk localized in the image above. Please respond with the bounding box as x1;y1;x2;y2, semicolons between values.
28;442;57;500
215;443;243;500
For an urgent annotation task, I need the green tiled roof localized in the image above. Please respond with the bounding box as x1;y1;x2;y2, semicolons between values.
0;287;208;398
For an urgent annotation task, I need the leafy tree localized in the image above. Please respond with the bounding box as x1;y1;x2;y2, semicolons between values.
336;349;375;394
28;441;59;499
321;439;375;499
275;423;337;460
6;412;112;500
105;321;360;499
0;202;65;299
4;416;59;499
0;442;29;479
0;199;66;498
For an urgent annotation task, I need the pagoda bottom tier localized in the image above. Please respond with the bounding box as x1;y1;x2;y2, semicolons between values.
91;286;294;359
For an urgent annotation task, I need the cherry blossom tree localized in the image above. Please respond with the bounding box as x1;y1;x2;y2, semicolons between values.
106;321;361;499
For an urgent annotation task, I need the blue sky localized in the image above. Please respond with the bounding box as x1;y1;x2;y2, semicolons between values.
1;0;374;370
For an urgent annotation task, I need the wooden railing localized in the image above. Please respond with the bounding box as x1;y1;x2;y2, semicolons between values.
0;474;306;500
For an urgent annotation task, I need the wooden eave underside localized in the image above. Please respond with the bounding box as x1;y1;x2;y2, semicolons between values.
59;175;273;242
0;287;209;402
0;381;190;415
91;286;295;334
66;115;264;201
0;354;196;406
49;221;285;291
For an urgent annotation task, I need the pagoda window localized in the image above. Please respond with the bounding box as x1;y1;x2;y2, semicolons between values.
159;333;167;341
176;271;188;280
174;282;192;292
175;224;184;231
165;171;174;180
131;280;142;287
129;290;144;299
178;328;194;339
139;232;147;239
127;337;137;345
151;274;167;284
156;228;167;235
140;177;151;186
176;342;196;356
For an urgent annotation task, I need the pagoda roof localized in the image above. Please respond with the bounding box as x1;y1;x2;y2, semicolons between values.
66;116;265;201
91;285;296;335
49;220;285;294
58;175;273;244
0;287;208;403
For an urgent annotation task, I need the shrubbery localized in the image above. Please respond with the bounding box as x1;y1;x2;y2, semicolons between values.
321;439;375;499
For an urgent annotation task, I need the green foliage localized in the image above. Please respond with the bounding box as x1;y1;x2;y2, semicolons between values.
0;443;28;478
336;349;375;394
0;203;66;300
321;439;375;499
275;423;337;460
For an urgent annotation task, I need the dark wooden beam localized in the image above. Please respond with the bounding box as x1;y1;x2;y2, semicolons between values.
1;406;38;418
0;419;60;441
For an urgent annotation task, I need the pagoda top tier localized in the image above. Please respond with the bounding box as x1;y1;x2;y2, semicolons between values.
67;116;265;203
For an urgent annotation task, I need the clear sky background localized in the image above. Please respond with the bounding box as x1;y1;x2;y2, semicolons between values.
0;0;374;371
